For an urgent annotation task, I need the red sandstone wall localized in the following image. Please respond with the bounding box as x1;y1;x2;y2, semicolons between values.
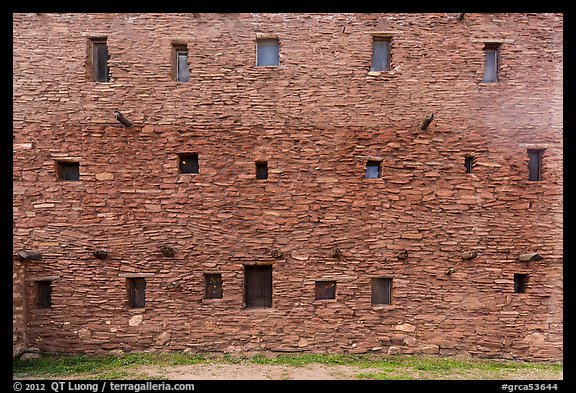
13;13;562;360
13;259;27;357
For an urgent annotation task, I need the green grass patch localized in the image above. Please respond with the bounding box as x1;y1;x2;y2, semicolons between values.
13;352;206;379
247;353;361;366
13;352;562;380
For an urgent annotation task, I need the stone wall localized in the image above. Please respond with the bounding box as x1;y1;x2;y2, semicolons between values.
13;13;563;360
13;258;27;357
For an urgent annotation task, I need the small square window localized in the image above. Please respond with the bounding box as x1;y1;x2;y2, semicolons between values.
371;37;391;72
173;44;190;82
56;161;80;181
482;43;500;83
127;278;146;309
315;281;336;300
178;153;199;174
528;149;543;181
36;280;52;309
464;156;475;174
204;273;223;299
256;38;279;66
256;161;268;180
365;161;381;179
91;38;109;82
514;274;528;293
371;277;392;305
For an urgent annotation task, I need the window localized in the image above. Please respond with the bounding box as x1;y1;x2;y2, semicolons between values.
528;149;543;181
244;265;272;308
482;43;500;83
371;37;391;72
256;161;268;179
514;274;528;293
178;153;199;174
91;38;109;82
173;44;190;82
204;273;223;299
56;161;80;181
256;38;279;66
315;281;336;300
36;280;52;309
127;278;146;308
365;160;381;179
464;156;475;174
371;278;392;305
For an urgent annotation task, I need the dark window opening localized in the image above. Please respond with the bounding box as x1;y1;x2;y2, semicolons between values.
92;38;109;82
482;43;500;83
514;274;529;293
315;281;336;300
56;161;80;181
244;265;272;308
204;273;223;299
173;44;190;82
528;149;543;181
36;281;52;309
256;161;268;180
464;156;475;174
371;277;392;305
365;161;381;179
256;38;279;66
127;278;146;309
178;153;199;174
371;37;391;72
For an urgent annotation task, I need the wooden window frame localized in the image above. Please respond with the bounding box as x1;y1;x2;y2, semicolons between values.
365;160;381;179
464;155;475;174
178;153;199;174
36;280;52;309
482;43;500;83
315;280;336;300
371;277;393;305
127;277;146;309
55;160;80;181
528;149;544;181
204;273;223;299
243;265;272;308
256;161;268;180
514;273;529;293
256;38;280;67
371;36;391;72
172;43;190;82
89;37;109;82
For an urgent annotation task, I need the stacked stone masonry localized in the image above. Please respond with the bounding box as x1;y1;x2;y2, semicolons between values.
12;13;563;361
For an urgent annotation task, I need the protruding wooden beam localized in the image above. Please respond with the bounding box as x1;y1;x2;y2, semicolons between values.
420;113;434;130
114;111;133;127
519;253;543;262
17;250;42;260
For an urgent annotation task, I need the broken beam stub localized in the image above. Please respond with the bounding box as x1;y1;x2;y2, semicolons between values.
93;250;108;260
330;248;343;258
519;253;543;262
461;251;478;260
160;245;176;257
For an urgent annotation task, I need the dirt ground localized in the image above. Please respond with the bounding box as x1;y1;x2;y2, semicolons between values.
136;363;379;380
129;363;562;380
